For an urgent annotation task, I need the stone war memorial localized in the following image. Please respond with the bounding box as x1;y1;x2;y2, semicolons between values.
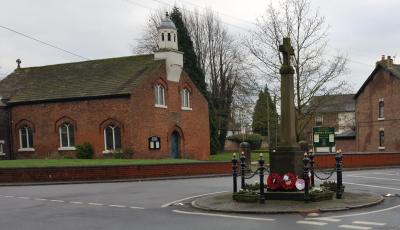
192;38;384;213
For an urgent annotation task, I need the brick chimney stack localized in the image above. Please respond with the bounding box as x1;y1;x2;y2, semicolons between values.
377;55;394;68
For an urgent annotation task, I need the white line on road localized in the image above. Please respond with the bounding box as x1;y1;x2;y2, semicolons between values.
4;195;14;198
373;172;400;176
161;191;228;207
296;220;328;226
108;204;126;208
348;175;400;182
305;217;341;222
338;224;371;230
16;197;30;200
69;201;83;204
343;182;400;191
129;206;145;210
35;198;48;201
172;210;275;221
87;202;104;206
352;221;386;226
50;200;65;203
314;203;400;219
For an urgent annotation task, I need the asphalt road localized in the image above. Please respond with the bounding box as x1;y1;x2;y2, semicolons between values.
0;168;399;230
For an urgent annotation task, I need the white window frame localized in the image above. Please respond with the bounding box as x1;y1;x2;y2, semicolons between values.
315;115;323;126
58;123;76;151
103;125;121;153
181;88;192;110
378;99;384;120
18;126;34;152
155;84;167;108
0;140;4;156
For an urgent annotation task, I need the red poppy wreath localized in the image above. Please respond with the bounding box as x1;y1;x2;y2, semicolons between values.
267;173;282;191
281;172;296;190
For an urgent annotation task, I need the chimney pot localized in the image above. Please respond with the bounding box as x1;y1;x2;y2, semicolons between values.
381;55;385;61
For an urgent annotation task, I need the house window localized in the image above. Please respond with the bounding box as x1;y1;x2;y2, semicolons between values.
0;140;4;155
181;88;191;109
19;126;33;149
315;115;323;126
174;33;176;42
155;84;166;106
168;33;171;41
378;101;384;119
379;130;384;147
104;125;121;151
161;33;165;41
59;123;75;148
148;136;160;150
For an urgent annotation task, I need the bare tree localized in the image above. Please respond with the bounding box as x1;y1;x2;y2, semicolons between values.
244;0;349;141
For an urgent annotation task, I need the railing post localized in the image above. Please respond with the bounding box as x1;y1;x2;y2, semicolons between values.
336;149;343;199
240;152;246;189
232;153;238;193
309;149;315;187
303;152;310;202
259;153;265;204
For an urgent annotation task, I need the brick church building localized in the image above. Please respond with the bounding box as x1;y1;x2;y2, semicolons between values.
0;15;210;160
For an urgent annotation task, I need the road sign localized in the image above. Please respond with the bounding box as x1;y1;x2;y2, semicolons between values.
313;127;335;147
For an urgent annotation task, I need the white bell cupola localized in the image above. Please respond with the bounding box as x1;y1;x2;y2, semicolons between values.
157;12;178;51
154;12;183;82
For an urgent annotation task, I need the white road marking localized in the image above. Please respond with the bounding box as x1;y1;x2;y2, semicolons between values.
296;220;328;226
16;197;30;200
50;200;64;203
373;172;400;176
108;204;126;208
306;217;341;222
352;221;386;226
348;175;400;182
4;195;14;198
35;198;48;201
338;224;371;230
317;204;400;219
161;191;228;207
69;201;83;204
129;206;145;210
343;182;400;191
87;202;104;206
172;210;275;221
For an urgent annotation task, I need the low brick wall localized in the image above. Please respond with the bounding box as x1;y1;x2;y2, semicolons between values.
315;152;400;169
0;162;231;183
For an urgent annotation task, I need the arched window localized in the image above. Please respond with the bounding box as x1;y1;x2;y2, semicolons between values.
154;84;166;106
161;33;165;41
168;33;171;41
174;33;176;42
59;123;75;148
378;101;384;118
181;88;191;109
379;130;384;147
104;125;121;151
19;126;33;149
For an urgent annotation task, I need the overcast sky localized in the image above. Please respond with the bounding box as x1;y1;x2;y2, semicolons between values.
1;0;399;92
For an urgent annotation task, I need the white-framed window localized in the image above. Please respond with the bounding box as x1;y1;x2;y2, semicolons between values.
154;84;166;107
59;123;75;150
181;88;191;110
379;130;385;148
19;126;33;150
104;125;121;152
378;101;384;119
315;115;323;126
0;140;4;155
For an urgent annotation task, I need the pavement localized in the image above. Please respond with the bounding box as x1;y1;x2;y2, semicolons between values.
192;192;384;213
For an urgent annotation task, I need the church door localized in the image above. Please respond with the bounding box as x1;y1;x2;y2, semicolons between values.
171;131;180;158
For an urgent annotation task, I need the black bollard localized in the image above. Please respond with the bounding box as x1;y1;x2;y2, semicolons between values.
309;149;315;187
303;153;310;202
240;152;246;189
259;153;265;204
232;153;238;193
336;150;343;199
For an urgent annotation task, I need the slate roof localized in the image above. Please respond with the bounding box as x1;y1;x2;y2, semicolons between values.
355;63;400;98
0;55;164;104
309;94;355;113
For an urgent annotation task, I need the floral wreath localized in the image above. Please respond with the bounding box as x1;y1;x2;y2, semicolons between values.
267;173;282;191
281;172;296;190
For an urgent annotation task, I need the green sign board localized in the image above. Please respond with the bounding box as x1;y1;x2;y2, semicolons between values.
313;127;335;147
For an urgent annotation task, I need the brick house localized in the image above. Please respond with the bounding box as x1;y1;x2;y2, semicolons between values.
355;55;400;152
0;15;210;160
303;94;356;152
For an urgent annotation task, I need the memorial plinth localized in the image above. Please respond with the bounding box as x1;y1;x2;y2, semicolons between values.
269;37;303;177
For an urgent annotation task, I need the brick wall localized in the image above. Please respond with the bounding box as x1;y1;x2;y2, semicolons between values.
9;65;210;160
0;162;231;183
0;105;9;159
314;152;400;168
336;138;356;152
356;68;400;152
